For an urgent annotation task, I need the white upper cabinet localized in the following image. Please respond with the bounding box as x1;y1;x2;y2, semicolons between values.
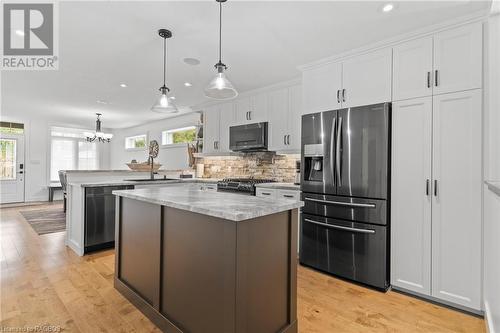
342;48;392;108
391;97;433;295
431;89;482;310
234;94;268;124
302;62;342;113
234;97;251;124
203;106;220;154
393;37;433;101
218;103;235;152
268;88;289;151
433;23;482;95
287;84;303;151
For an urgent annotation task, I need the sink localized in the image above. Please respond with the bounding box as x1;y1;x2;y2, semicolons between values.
127;178;179;182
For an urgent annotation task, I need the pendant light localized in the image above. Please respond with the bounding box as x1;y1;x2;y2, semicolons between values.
151;29;178;113
84;113;113;143
204;0;238;100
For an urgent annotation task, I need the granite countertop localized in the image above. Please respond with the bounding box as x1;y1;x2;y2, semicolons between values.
255;182;300;191
113;184;303;222
485;181;500;197
69;178;220;187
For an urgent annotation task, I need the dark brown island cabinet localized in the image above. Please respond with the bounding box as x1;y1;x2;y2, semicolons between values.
113;186;302;333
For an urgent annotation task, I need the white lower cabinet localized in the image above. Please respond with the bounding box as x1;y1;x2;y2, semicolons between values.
391;89;482;311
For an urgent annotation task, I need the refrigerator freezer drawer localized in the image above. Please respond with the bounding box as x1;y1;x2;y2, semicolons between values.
302;192;387;226
300;214;388;290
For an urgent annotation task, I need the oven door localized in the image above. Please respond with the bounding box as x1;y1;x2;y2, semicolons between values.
300;213;388;290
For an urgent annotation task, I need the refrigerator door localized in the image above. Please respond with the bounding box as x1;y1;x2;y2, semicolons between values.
301;112;327;194
300;213;388;290
336;103;390;199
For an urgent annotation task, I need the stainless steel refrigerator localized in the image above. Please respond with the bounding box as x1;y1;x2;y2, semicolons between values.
300;102;391;290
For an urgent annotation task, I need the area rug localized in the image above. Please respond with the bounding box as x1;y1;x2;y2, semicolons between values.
20;208;66;235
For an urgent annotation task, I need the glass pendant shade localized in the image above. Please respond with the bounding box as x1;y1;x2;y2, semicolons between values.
204;68;238;100
151;86;178;113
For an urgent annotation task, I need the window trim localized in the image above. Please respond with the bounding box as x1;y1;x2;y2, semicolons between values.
160;126;197;147
125;133;148;151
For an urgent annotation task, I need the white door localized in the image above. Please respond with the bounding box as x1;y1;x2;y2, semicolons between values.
393;37;433;101
391;97;432;295
287;84;303;151
203;106;220;153
302;62;342;113
342;48;393;108
431;89;482;310
268;88;289;151
234;97;251;124
218;103;234;152
433;23;482;95
249;92;268;123
0;134;25;203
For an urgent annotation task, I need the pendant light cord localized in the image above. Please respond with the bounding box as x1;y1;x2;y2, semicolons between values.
218;1;222;64
163;36;166;87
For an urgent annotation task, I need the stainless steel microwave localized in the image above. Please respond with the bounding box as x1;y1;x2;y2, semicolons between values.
229;122;268;152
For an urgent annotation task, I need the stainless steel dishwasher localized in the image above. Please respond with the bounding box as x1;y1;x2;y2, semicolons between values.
85;185;133;253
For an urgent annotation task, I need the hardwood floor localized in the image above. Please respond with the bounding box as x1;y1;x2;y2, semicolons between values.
0;204;485;333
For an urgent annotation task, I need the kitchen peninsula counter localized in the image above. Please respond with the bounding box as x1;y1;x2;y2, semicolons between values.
112;184;302;333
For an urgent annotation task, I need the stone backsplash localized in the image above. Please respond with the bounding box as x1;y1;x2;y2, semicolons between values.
195;152;300;182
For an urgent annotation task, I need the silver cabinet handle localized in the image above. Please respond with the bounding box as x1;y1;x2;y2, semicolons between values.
435;70;439;87
283;135;286;145
261;192;271;196
305;197;376;208
287;135;290;145
426;179;430;196
304;218;375;234
336;116;342;186
427;72;431;88
283;194;295;198
213;141;216;149
434;180;438;197
342;89;346;102
248;111;252;120
337;90;340;103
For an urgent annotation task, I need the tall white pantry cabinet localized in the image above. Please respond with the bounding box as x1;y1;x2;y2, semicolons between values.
391;22;483;311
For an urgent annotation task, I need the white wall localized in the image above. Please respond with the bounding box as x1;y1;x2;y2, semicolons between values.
109;112;200;171
484;8;500;333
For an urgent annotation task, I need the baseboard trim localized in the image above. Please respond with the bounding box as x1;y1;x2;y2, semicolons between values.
485;301;495;333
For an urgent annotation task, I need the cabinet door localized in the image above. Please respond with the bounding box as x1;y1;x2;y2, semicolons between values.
268;88;289;151
342;48;392;108
302;62;342;113
433;23;482;95
249;92;269;123
431;89;482;310
218;103;234;152
393;37;433;101
287;84;303;151
391;97;432;295
203;106;220;153
234;97;251;124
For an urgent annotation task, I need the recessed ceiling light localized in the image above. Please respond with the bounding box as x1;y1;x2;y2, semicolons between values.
170;96;176;100
120;83;127;88
184;82;192;87
183;57;200;66
15;30;24;36
96;99;110;105
382;3;394;12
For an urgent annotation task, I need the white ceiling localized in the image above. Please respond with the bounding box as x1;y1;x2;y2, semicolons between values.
1;0;491;129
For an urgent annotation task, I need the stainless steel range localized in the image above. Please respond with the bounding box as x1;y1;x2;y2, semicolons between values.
217;178;275;195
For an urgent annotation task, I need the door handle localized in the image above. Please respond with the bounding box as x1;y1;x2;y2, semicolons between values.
336;116;342;186
434;70;439;87
427;71;431;88
305;197;376;208
426;179;430;196
337;90;340;103
434;180;438;196
304;218;376;234
342;89;346;102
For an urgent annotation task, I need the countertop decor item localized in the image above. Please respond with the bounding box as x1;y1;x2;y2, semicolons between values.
126;161;162;172
84;113;113;143
204;0;238;100
151;29;178;113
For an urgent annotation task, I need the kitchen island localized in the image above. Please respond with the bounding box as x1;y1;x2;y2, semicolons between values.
113;184;303;333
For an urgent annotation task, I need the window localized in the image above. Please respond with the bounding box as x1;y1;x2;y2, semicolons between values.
161;126;196;145
125;134;147;149
0;122;24;135
0;139;16;180
50;127;99;181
